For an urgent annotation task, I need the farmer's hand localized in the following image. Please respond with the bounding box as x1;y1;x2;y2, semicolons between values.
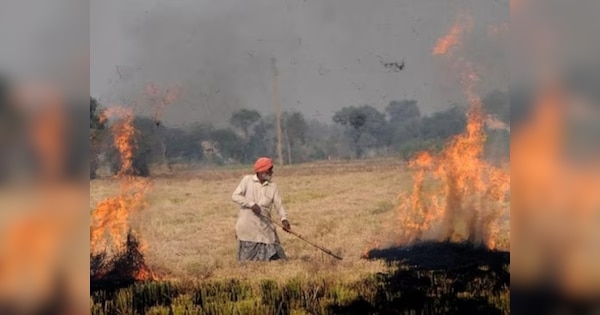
250;204;262;216
282;220;291;232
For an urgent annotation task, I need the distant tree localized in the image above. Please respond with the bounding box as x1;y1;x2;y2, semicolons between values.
282;111;308;164
420;105;467;140
211;128;244;162
247;118;276;163
386;100;421;124
304;119;350;160
230;109;261;140
164;127;204;162
188;123;214;143
332;105;387;158
390;117;423;148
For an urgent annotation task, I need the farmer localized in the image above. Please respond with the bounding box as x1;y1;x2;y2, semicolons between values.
232;157;291;261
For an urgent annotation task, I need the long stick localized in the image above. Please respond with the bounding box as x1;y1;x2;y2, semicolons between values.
262;215;343;260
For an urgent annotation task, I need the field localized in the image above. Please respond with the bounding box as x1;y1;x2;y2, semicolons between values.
90;159;510;314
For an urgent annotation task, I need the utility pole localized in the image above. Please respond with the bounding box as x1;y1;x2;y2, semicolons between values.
271;57;284;166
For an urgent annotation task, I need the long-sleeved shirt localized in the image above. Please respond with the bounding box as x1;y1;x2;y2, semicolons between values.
232;174;288;244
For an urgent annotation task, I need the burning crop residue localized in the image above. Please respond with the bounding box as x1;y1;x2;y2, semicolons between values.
365;11;509;264
90;107;156;284
395;70;509;250
394;14;510;251
360;13;511;310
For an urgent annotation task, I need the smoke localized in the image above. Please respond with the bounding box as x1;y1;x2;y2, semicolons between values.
92;0;508;126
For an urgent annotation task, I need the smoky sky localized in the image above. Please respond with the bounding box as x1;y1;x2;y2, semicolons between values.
91;0;508;127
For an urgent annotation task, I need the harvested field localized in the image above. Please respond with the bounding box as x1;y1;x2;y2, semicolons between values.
90;160;510;314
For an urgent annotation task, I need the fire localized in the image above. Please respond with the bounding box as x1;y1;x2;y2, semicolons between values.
89;177;151;255
396;97;509;249
90;105;155;281
432;13;473;56
107;108;136;175
392;13;510;250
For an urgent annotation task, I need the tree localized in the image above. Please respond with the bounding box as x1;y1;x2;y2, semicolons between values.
282;111;308;164
332;105;387;158
386;100;421;124
420;105;467;140
210;128;243;163
230;109;261;140
385;100;423;155
247;118;276;163
163;127;204;162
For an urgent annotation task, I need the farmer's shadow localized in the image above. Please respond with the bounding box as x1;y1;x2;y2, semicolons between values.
328;241;510;315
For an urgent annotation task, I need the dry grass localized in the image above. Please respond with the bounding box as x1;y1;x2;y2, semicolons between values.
90;158;509;286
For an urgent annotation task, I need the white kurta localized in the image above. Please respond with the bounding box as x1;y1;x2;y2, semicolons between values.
232;174;288;244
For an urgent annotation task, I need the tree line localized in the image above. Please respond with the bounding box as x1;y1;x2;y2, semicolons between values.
90;90;509;178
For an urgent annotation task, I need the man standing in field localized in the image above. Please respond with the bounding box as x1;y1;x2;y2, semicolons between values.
232;157;291;261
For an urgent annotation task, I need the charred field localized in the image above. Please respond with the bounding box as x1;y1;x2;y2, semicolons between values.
90;238;509;315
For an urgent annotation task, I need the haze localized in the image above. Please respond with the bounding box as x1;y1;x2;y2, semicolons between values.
91;0;509;127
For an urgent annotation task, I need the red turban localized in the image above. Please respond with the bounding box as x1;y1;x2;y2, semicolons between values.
253;157;273;173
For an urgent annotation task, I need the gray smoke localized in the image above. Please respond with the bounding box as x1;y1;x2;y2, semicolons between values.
91;0;509;127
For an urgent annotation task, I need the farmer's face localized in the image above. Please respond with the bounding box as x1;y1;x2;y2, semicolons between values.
259;168;273;181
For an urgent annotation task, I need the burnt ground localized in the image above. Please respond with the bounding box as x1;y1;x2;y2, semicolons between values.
91;231;150;293
364;241;509;270
329;241;511;315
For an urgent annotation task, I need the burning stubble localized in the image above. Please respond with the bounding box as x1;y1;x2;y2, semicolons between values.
90;106;155;281
391;12;510;250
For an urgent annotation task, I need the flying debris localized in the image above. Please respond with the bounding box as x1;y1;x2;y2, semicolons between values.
380;59;405;72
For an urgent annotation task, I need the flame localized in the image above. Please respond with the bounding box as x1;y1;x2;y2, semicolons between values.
90;106;155;281
89;178;151;255
134;239;157;280
396;73;509;249
432;13;473;56
391;14;510;250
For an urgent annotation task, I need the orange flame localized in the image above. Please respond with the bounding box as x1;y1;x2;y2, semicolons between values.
90;105;156;280
432;13;473;56
396;74;509;249
392;14;510;250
